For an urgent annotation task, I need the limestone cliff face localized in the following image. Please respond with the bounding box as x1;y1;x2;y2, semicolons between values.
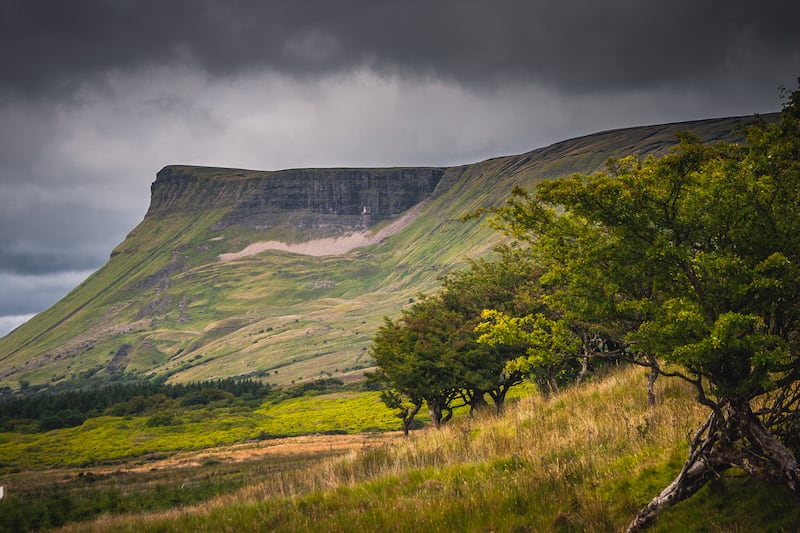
147;165;445;235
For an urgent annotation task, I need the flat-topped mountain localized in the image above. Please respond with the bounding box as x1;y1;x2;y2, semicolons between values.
0;115;770;393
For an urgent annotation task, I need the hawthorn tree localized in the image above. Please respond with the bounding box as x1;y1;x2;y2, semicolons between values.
475;309;580;397
491;87;800;530
369;253;543;429
478;193;649;398
437;252;544;411
375;386;423;437
369;297;464;429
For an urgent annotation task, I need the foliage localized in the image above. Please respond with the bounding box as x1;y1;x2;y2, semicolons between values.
481;84;800;530
369;297;465;428
0;389;402;472
375;387;424;436
476;309;581;396
0;378;271;432
369;249;556;430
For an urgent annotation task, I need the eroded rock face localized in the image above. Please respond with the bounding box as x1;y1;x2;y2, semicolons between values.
147;165;445;235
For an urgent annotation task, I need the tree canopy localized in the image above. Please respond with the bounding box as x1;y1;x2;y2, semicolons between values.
368;252;560;431
483;85;800;530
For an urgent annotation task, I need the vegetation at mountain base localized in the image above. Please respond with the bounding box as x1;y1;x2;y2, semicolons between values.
0;377;271;432
0;381;412;475
0;375;376;435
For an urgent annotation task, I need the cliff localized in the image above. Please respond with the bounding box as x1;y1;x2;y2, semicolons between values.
148;165;445;236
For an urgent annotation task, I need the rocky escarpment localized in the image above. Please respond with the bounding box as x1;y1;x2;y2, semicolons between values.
148;165;445;236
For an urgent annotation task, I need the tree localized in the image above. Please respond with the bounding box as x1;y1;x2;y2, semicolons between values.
369;298;463;429
480;192;647;397
376;387;423;436
475;310;580;397
370;252;541;425
437;252;541;411
498;87;800;530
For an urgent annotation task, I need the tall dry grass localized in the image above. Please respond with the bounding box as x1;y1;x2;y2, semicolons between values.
58;366;711;532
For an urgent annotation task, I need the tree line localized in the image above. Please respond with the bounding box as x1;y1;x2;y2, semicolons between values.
0;377;271;432
0;373;365;433
370;83;800;531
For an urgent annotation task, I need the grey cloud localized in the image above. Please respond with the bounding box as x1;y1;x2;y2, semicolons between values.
0;201;128;275
2;0;798;100
0;270;92;315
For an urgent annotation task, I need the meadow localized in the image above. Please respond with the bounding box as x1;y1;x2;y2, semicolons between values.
3;366;798;531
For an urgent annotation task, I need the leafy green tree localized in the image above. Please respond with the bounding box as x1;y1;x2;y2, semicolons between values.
369;298;463;429
437;252;542;411
375;387;423;436
476;195;644;399
475;310;580;397
486;183;673;402
491;86;800;530
370;252;543;425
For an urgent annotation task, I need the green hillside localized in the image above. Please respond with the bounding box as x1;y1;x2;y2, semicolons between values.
0;115;765;392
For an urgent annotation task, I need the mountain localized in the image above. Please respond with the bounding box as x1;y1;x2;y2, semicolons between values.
0;115;769;392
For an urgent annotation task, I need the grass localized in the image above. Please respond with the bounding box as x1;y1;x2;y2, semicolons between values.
0;391;404;472
0;452;330;532
46;365;800;532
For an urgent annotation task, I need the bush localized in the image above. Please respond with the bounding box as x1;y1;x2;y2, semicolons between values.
145;412;181;427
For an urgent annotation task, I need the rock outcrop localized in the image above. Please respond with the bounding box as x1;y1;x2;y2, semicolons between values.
148;165;445;236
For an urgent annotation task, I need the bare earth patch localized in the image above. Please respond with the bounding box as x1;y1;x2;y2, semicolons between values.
219;201;425;260
89;431;403;475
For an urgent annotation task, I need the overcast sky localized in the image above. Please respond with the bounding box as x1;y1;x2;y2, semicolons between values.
1;0;798;337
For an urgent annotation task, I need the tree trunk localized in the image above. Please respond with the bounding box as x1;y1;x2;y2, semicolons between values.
442;405;453;424
733;401;800;494
401;402;422;436
627;454;726;532
628;403;800;531
646;354;659;407
489;387;508;414
547;368;559;396
575;353;590;384
468;390;490;415
534;375;552;398
627;412;728;532
428;401;443;428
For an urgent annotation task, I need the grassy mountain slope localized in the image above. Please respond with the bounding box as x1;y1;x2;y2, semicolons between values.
0;115;766;391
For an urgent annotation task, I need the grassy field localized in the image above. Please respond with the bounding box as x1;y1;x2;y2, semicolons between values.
2;366;796;532
0;390;405;472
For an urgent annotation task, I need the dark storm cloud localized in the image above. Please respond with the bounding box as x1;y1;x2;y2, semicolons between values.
2;0;798;100
0;202;120;275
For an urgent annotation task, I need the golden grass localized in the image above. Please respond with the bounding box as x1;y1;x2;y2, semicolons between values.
56;366;711;532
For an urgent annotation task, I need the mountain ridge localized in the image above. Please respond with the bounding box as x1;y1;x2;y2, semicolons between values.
0;113;773;393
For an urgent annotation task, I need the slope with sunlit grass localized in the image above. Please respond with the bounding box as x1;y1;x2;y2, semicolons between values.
55;366;800;532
